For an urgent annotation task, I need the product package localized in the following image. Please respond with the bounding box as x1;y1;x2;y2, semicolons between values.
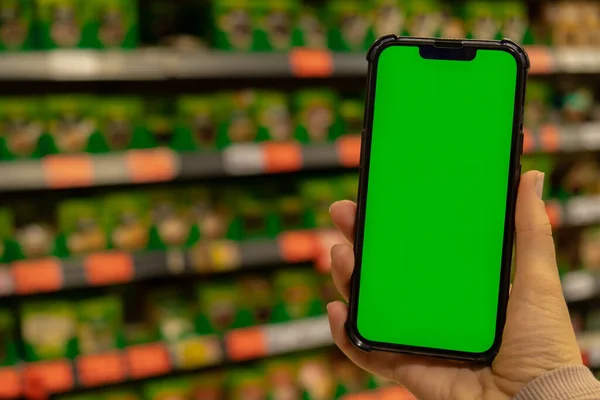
275;193;307;232
103;193;150;251
212;0;257;51
187;188;236;243
239;276;274;325
0;209;14;263
218;91;259;148
463;1;502;40
272;270;323;322
13;205;58;260
499;0;534;44
301;178;339;228
543;1;586;47
174;96;219;151
97;97;149;151
77;295;123;354
37;0;87;49
146;99;176;148
254;0;299;51
84;0;138;49
339;173;359;202
148;190;191;250
0;0;35;51
331;351;374;397
235;189;277;239
227;369;268;400
196;281;245;334
562;87;594;124
147;289;195;342
524;82;553;129
124;322;157;346
297;354;336;400
580;226;600;271
45;95;97;154
264;358;301;400
256;91;293;142
57;199;107;256
293;90;340;143
326;0;371;51
21;300;78;361
405;0;443;38
0;97;45;160
295;5;327;49
0;309;18;366
338;97;363;135
143;377;191;400
371;0;407;39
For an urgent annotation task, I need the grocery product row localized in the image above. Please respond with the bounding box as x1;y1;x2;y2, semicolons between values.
0;91;360;160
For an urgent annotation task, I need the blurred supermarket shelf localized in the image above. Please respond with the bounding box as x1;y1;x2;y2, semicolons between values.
0;136;361;192
547;195;600;230
0;229;341;297
577;331;600;369
0;46;597;81
524;122;600;154
0;315;332;398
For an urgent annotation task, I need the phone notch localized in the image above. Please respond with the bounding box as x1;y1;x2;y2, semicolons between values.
419;43;477;62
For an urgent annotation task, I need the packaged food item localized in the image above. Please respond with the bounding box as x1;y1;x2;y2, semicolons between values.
236;189;276;239
58;199;107;256
146;99;176;148
124;322;157;346
255;0;299;51
440;3;466;39
45;95;97;154
0;0;35;51
37;0;86;49
147;289;195;342
148;190;191;250
562;88;594;124
338;97;363;135
77;295;123;354
228;369;267;400
275;194;306;232
405;0;443;38
557;156;600;198
331;351;373;397
191;372;225;400
187;188;235;243
239;276;274;325
265;358;301;400
97;97;148;151
295;5;327;49
293;90;340;143
326;0;371;51
84;0;138;49
463;1;502;40
212;0;257;51
196;281;244;334
174;96;219;151
218;91;259;148
580;226;600;271
13;206;58;260
371;0;407;38
256;91;293;142
272;270;323;322
0;308;18;365
143;377;191;400
21;300;78;361
524;82;553;129
499;1;534;44
0;97;45;160
297;355;336;400
103;193;150;251
339;173;359;202
302;178;339;228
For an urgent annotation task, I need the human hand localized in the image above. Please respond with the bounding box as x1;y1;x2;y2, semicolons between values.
327;170;582;400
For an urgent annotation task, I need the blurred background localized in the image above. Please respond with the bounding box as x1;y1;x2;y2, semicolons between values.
0;0;599;399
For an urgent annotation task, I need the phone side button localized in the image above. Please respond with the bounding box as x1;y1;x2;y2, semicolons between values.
519;133;524;154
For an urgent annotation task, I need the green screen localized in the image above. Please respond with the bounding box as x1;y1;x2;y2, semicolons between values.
357;45;518;354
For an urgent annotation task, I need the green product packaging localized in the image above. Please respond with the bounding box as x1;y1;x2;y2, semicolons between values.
227;369;268;400
301;178;339;228
371;0;408;39
405;0;443;38
0;208;14;263
218;91;259;148
14;209;58;260
143;377;191;400
21;300;78;361
103;193;150;252
339;97;363;135
147;289;195;342
174;96;219;151
37;0;87;49
499;1;534;44
239;276;274;325
235;189;278;239
84;0;138;49
145;99;176;149
295;5;327;49
187;188;236;244
254;0;299;51
124;323;157;346
77;295;123;354
212;0;258;51
0;308;18;366
296;354;336;400
272;270;323;322
331;352;373;397
0;0;35;51
57;199;107;256
524;82;552;129
326;0;371;52
191;372;225;400
264;358;301;400
339;174;359;202
44;95;98;154
275;193;307;232
196;281;245;334
563;87;594;124
463;1;502;40
580;226;600;271
256;91;293;142
148;190;191;250
0;97;45;160
293;90;341;143
97;97;150;151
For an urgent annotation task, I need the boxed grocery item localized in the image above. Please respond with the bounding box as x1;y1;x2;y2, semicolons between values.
187;188;236;243
302;178;339;228
103;193;150;251
499;1;534;44
297;354;336;400
228;368;267;400
543;1;586;47
58;199;107;256
218;91;258;148
143;377;191;400
191;372;225;400
326;0;371;51
0;97;45;160
148;190;191;250
77;295;123;354
97;97;149;151
212;0;257;51
371;0;407;38
45;95;97;154
84;0;138;49
0;308;18;365
463;1;502;40
254;0;299;51
293;90;340;143
339;97;363;135
14;209;58;260
405;0;443;38
196;281;244;334
239;276;274;325
295;5;327;49
37;0;87;49
174;96;219;151
21;300;78;361
256;91;293;142
272;270;323;322
147;289;195;342
0;0;35;51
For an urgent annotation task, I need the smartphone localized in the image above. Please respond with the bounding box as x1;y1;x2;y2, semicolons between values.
347;36;528;363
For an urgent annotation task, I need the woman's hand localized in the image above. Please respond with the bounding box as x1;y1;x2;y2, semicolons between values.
327;171;582;400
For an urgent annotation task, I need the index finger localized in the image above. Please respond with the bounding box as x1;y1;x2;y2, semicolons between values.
330;200;356;243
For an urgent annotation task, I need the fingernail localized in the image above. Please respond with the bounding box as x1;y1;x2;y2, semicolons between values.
535;173;545;199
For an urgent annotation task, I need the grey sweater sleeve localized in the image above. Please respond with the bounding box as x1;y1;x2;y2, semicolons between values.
514;365;600;400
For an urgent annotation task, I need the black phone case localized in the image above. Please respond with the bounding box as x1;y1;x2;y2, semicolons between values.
346;35;529;364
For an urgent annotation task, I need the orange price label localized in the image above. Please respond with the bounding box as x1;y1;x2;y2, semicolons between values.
84;252;134;286
289;48;333;78
12;259;62;295
525;46;553;74
0;367;21;399
277;230;318;263
263;142;302;173
125;149;178;183
126;343;171;379
43;154;94;188
336;135;361;167
23;360;74;394
76;351;126;387
539;125;560;152
225;327;267;361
